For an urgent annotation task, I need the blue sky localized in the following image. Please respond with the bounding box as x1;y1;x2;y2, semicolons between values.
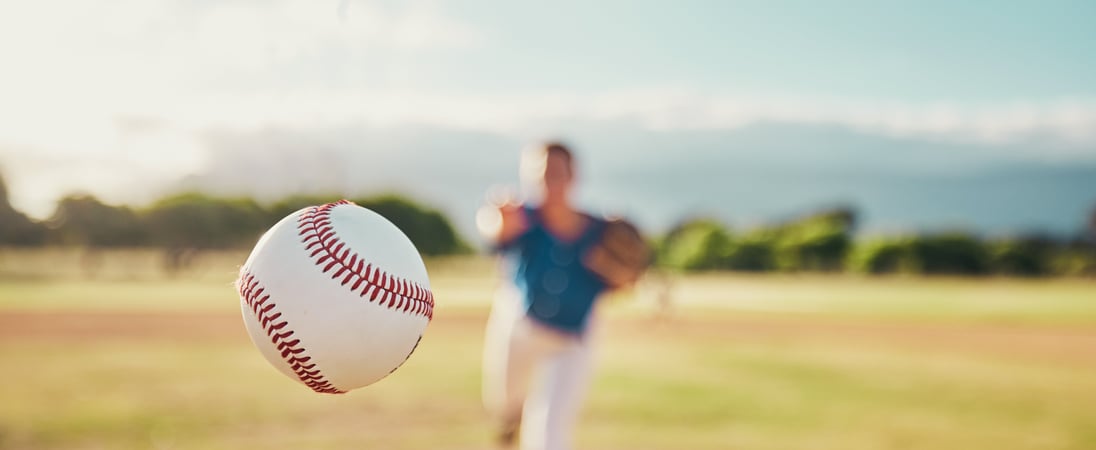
347;0;1096;100
0;0;1094;232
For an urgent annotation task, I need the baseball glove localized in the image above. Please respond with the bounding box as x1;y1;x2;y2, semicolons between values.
584;218;652;289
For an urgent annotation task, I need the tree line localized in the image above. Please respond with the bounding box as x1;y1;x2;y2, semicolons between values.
2;171;1094;277
0;175;469;259
654;206;1096;277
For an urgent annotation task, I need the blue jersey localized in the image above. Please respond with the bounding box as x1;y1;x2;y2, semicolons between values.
497;206;609;336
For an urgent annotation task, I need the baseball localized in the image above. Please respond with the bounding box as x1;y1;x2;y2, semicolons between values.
235;200;434;394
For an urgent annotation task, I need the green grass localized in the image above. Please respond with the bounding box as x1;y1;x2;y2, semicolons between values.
2;316;1094;450
3;254;1095;326
1;250;1095;449
0;339;486;449
0;274;500;313
588;338;1096;450
0;251;499;313
658;273;1096;325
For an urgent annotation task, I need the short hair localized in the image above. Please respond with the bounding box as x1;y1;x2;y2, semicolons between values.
521;140;576;185
542;141;574;168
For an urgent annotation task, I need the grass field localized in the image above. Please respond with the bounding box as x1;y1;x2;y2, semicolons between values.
1;249;1095;449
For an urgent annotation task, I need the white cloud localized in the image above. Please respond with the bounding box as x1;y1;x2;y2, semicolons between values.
3;0;1092;155
569;89;1096;149
138;87;1096;152
1;0;1094;219
0;0;489;216
5;84;1096;219
0;0;486;153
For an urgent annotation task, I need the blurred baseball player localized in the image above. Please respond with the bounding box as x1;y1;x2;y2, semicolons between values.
477;142;649;450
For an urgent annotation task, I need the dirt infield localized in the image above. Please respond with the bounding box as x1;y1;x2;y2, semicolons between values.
3;309;1094;366
0;311;248;341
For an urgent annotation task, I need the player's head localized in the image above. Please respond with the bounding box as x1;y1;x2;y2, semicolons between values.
521;141;575;205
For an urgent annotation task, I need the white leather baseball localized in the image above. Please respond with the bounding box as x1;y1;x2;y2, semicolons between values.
236;200;434;394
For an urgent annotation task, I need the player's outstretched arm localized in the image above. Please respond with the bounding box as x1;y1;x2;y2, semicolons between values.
475;189;528;246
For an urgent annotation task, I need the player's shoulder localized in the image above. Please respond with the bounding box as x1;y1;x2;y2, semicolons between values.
577;210;608;227
582;209;638;228
578;211;611;242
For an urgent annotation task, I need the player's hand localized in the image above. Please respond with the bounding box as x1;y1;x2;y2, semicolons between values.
476;186;528;244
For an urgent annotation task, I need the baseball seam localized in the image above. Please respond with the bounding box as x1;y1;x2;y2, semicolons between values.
237;271;345;394
296;200;435;320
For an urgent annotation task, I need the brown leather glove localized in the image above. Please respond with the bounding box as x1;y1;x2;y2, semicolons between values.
584;218;652;289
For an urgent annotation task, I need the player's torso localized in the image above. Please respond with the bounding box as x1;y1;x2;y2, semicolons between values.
508;209;607;334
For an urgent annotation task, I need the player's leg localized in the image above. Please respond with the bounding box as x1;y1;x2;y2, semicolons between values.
483;288;540;446
519;335;593;450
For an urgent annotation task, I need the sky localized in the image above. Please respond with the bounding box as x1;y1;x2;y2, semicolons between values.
1;0;1094;235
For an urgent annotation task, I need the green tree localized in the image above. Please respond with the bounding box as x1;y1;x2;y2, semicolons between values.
773;207;857;272
1089;202;1096;238
270;194;470;256
47;194;147;247
352;195;469;256
144;193;268;249
906;232;991;275
848;239;906;274
143;193;269;274
0;171;46;245
722;234;777;272
657;219;731;271
267;194;341;223
989;235;1056;277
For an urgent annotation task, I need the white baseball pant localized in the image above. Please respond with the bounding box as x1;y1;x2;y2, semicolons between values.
482;285;595;450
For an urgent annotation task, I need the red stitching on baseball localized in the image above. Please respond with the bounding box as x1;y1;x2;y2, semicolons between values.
296;200;435;320
238;272;345;394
